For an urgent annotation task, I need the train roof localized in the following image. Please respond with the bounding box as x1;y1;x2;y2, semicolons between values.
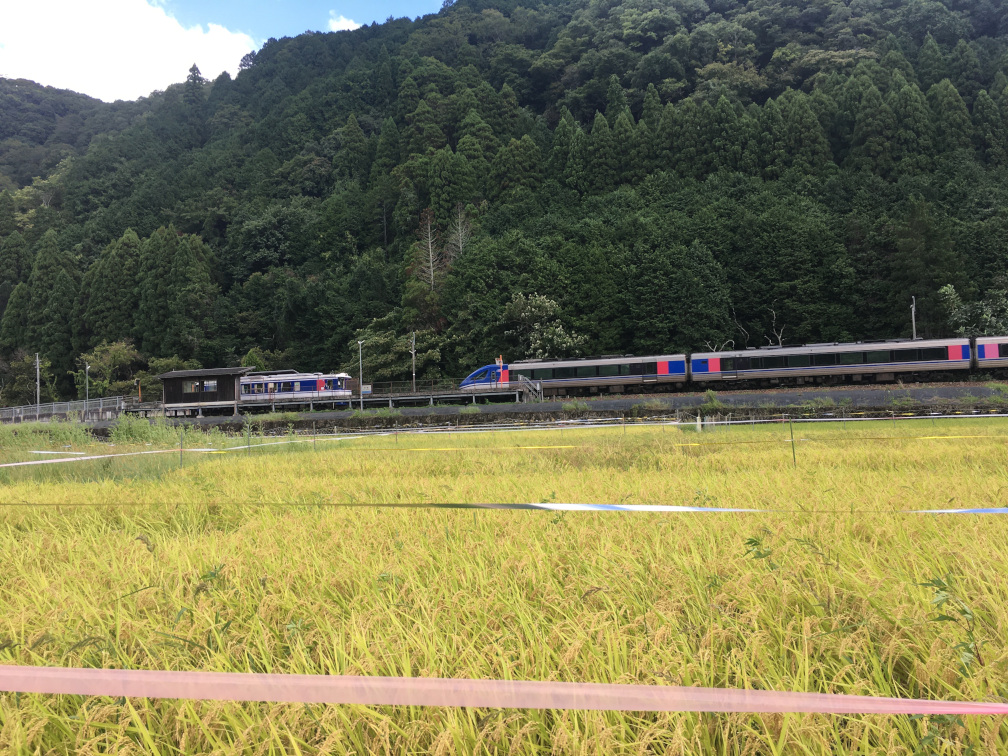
509;354;685;369
691;337;967;359
242;371;352;380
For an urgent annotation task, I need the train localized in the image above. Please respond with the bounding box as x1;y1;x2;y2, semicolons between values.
239;370;353;403
459;335;1008;395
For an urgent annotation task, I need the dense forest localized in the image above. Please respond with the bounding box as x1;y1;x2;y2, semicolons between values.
1;0;1007;402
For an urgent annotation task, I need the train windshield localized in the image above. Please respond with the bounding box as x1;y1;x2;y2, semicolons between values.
462;366;494;384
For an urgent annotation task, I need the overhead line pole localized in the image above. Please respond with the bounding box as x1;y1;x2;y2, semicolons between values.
358;340;364;411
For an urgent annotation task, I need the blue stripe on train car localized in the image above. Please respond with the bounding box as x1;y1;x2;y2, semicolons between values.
692;359;709;373
670;359;686;375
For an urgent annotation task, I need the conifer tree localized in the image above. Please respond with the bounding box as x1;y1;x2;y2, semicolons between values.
889;82;934;173
407;100;447;156
675;99;703;177
655;103;677;170
928;79;973;153
40;269;77;392
397;77;421;122
778;90;831;173
135;226;179;355
79;229;142;350
759;98;788;179
948;40;982;106
0;231;30;313
588;112;616;191
336;113;369;182
611;110;637;184
165;234;216;359
0;282;29;353
458;110;499;159
26;229;75;349
630;120;655;182
428;147;474;228
973;89;1007;166
710;96;741;173
917;34;946;91
547;116;574;179
564;126;590;194
605;74;629;126
846;83;895;176
641;84;662;131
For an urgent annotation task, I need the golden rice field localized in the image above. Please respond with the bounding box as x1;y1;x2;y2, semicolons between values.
2;417;1008;754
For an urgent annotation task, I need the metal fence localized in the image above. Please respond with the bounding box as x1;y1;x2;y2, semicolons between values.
0;396;127;424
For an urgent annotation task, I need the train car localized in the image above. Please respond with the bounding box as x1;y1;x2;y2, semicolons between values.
239;371;353;406
460;354;688;395
690;338;972;384
975;336;1008;370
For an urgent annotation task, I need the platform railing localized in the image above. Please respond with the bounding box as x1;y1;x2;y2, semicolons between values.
0;396;128;424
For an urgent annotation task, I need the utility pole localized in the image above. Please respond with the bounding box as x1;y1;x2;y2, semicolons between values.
358;340;364;411
911;296;917;340
36;353;40;413
411;331;416;393
85;362;90;421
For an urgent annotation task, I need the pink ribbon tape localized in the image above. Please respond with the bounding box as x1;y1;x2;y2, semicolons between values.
2;666;1007;714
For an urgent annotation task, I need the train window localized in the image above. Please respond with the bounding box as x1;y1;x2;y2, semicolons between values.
1000;344;1008;358
763;356;784;369
629;363;644;375
748;358;763;369
734;357;750;370
597;364;620;377
786;355;810;368
514;369;532;378
555;366;577;379
280;382;294;392
577;365;597;377
255;383;264;394
920;347;948;361
893;349;918;362
532;369;553;380
838;352;864;365
866;350;890;364
183;380;199;393
619;364;632;375
203;380;217;391
241;384;251;394
643;362;658;374
811;353;836;366
720;358;734;371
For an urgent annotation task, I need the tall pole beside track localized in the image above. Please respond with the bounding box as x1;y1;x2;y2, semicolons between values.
411;331;416;393
911;296;917;340
358;340;364;411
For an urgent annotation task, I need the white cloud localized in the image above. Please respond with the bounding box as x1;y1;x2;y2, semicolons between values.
0;0;256;102
328;12;361;32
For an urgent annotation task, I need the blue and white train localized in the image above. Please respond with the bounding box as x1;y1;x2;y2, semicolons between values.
459;336;1008;395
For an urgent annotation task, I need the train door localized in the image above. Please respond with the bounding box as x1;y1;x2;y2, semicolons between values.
721;357;740;380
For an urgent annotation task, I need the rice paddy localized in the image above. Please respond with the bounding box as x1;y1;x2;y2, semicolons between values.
2;417;1008;753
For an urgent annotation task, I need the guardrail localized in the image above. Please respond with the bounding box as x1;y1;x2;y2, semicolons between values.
0;396;127;424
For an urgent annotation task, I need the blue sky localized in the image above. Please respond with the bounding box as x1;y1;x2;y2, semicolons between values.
0;0;442;103
162;0;443;41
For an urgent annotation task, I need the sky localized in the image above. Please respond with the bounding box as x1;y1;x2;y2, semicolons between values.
0;0;442;103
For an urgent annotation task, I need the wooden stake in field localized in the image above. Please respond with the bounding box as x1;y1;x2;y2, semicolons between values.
180;425;184;467
789;417;796;468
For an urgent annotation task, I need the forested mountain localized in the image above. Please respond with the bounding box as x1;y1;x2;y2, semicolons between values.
1;0;1007;401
